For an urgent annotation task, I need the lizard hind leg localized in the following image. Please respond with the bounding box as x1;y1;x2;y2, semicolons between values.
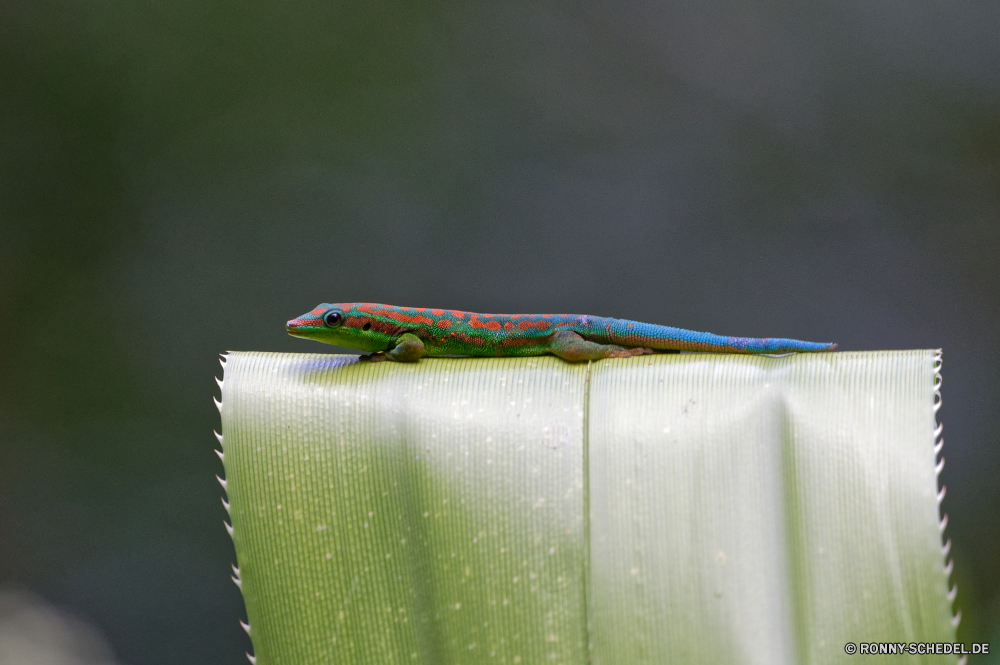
548;330;646;362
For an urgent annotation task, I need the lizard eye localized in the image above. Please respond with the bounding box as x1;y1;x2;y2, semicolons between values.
323;309;344;327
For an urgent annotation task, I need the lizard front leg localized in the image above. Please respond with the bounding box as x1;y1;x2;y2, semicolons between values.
547;330;654;362
375;332;425;362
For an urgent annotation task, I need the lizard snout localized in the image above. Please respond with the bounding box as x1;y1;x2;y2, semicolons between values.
286;317;319;335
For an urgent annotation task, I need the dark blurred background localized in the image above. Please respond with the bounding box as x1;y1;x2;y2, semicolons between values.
0;0;997;662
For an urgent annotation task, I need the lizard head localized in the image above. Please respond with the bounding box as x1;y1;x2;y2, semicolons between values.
286;303;391;353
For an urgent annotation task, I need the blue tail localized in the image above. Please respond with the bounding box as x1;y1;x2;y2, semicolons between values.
609;319;836;353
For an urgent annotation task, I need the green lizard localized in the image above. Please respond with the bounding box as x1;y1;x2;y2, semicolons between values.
287;302;835;362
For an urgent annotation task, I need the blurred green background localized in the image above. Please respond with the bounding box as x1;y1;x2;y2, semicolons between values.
0;0;997;662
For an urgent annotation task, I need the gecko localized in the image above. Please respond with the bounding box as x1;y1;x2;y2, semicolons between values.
286;303;836;362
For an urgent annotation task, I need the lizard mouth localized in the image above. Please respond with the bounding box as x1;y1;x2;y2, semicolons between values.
286;318;321;336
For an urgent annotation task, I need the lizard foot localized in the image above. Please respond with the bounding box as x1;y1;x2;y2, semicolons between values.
550;331;652;361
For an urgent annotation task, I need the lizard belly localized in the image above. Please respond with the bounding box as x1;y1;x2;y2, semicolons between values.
416;331;498;357
418;330;554;357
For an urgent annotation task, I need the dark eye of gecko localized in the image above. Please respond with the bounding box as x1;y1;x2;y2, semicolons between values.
323;310;344;327
362;322;372;331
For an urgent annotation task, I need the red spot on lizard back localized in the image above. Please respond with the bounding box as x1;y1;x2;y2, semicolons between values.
431;309;445;316
377;309;434;326
517;319;552;330
468;315;501;331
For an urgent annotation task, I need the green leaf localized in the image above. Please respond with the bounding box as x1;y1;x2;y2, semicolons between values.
217;351;956;664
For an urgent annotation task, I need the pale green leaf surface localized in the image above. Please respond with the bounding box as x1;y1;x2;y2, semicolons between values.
218;350;955;665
